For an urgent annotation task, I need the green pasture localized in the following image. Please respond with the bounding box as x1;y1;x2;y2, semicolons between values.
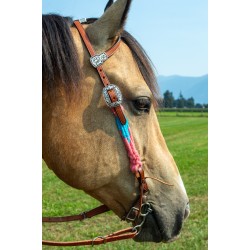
42;112;208;249
157;108;208;118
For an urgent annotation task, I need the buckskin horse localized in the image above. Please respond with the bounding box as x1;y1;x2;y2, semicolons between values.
42;0;190;246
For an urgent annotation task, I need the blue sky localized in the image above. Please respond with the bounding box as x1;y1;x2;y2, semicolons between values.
42;0;207;77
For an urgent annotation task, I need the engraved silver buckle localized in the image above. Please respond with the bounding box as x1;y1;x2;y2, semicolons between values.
90;52;108;68
103;84;122;108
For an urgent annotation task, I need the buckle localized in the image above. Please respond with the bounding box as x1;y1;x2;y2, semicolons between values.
125;206;140;222
103;84;123;108
90;52;108;68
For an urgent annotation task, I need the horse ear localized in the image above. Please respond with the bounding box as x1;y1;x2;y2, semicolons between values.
86;0;132;46
104;0;115;12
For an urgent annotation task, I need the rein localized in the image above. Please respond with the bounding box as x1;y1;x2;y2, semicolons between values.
42;19;172;246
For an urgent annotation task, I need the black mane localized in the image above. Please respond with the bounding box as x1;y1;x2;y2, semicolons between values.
42;14;82;94
42;14;159;100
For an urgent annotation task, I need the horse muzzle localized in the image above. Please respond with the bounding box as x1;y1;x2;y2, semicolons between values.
134;202;190;243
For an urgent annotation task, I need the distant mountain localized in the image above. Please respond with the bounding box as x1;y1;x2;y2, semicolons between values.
157;74;208;104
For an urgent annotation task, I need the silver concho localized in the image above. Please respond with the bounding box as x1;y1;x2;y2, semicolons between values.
90;52;108;68
102;84;123;108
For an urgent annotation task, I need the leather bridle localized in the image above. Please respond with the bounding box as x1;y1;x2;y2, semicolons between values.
42;19;153;246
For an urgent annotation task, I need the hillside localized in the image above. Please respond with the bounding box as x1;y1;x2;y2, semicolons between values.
157;74;208;104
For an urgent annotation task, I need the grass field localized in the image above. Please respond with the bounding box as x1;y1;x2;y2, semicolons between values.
42;112;208;249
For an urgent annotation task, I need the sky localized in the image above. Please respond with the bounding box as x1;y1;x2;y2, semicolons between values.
42;0;207;77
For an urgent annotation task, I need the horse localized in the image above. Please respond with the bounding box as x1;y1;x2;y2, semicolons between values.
42;0;190;244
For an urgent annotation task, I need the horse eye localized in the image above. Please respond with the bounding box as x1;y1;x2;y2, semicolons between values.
133;97;151;113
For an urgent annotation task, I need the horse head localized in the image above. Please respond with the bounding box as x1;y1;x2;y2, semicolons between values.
42;0;189;243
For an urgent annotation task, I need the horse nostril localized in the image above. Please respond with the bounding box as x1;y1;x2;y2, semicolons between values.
184;202;190;220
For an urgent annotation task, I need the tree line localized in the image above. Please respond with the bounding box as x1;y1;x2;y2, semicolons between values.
161;90;208;109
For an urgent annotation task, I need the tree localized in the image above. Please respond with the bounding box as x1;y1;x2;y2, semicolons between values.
176;92;185;108
163;90;174;108
195;103;203;108
186;97;195;108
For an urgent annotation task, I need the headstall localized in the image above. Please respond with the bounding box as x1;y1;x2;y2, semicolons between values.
42;19;173;246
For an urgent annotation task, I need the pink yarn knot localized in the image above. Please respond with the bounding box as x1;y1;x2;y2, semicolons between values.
130;161;142;173
122;134;142;173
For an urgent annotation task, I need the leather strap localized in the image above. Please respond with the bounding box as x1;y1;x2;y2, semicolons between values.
42;205;137;246
133;169;149;217
72;20;149;223
105;37;121;58
74;21;121;61
74;20;126;124
42;204;109;223
42;228;136;246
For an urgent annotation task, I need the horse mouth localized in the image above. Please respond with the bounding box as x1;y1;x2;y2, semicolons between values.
133;205;184;243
